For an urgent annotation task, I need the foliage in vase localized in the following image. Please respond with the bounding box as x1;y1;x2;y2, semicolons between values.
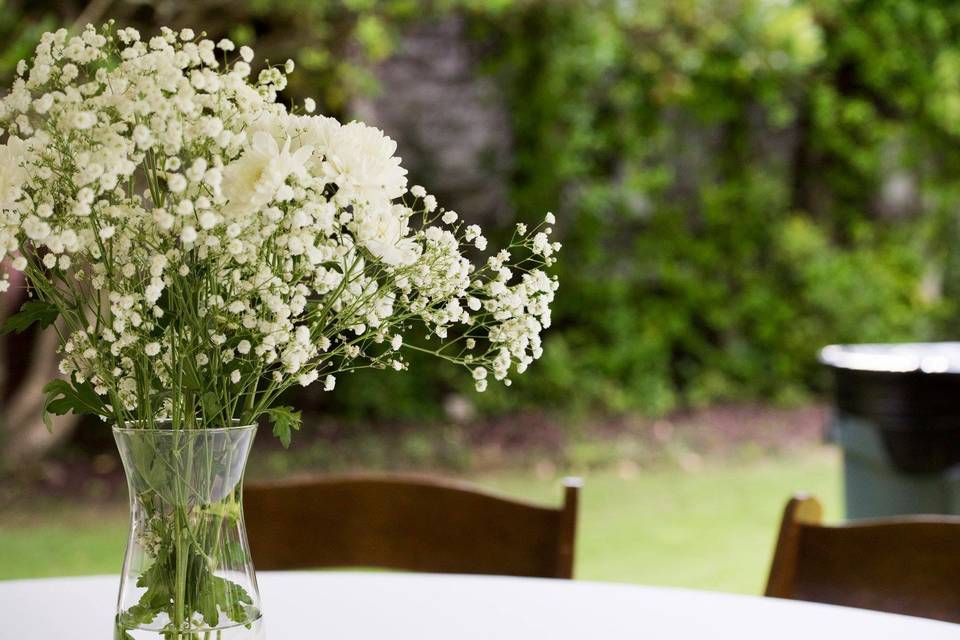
0;22;559;637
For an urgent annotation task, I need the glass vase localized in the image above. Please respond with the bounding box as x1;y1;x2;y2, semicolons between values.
113;423;263;639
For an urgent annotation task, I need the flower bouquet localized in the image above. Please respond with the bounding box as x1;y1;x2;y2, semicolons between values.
0;23;559;639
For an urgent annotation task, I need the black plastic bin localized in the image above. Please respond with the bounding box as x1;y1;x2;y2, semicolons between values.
820;343;960;519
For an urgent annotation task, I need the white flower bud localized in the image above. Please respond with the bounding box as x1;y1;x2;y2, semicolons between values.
167;174;187;193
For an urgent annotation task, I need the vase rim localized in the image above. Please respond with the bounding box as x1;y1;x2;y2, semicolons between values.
113;419;257;433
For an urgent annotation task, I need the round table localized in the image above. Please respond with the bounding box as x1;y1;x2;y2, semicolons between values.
1;572;957;638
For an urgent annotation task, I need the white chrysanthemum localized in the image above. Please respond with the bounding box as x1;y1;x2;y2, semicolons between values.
252;113;338;171
321;121;407;204
352;203;420;267
221;130;313;216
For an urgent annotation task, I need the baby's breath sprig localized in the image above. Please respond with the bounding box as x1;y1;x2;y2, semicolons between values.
0;22;560;443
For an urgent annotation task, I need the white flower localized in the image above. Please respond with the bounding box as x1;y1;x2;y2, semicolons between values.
0;137;27;210
298;370;318;386
23;216;51;241
254;113;337;168
0;23;559;434
322;121;407;204
304;98;316;113
203;168;222;190
167;174;187;193
353;203;420;267
33;93;54;114
71;111;96;129
198;211;217;230
221;130;313;216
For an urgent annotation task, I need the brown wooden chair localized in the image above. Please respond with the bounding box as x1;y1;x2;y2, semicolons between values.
244;473;581;578
765;493;960;623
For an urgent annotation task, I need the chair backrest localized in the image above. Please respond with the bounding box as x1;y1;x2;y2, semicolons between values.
766;493;960;623
244;473;581;578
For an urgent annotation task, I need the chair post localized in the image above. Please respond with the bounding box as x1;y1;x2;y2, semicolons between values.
765;493;823;598
555;477;582;579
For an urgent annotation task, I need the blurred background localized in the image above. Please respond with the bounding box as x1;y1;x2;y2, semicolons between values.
2;0;959;593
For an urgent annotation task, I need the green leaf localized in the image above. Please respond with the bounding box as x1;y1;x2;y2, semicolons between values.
1;300;58;334
264;406;302;448
199;391;221;421
42;378;106;429
205;574;255;626
182;361;203;392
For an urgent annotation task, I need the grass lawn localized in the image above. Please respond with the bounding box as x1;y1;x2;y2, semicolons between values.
0;446;841;594
484;446;841;593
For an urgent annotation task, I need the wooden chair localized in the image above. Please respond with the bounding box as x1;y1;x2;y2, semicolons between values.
244;473;581;578
765;493;960;623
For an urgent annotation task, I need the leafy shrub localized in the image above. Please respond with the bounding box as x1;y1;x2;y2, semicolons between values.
463;0;950;416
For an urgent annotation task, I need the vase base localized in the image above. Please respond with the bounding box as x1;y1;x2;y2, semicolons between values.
117;617;264;640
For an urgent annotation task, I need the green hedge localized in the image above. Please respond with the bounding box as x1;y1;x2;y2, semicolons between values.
331;0;957;420
333;0;957;419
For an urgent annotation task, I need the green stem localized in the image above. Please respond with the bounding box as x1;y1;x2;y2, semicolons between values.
175;507;188;639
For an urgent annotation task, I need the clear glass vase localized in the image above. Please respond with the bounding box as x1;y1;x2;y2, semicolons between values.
113;423;263;639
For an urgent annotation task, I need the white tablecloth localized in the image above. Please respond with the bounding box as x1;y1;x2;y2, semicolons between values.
1;572;957;638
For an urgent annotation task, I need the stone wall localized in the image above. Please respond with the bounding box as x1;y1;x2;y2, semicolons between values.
351;16;514;226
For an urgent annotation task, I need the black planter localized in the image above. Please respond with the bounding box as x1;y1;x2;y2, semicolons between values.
821;343;960;518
